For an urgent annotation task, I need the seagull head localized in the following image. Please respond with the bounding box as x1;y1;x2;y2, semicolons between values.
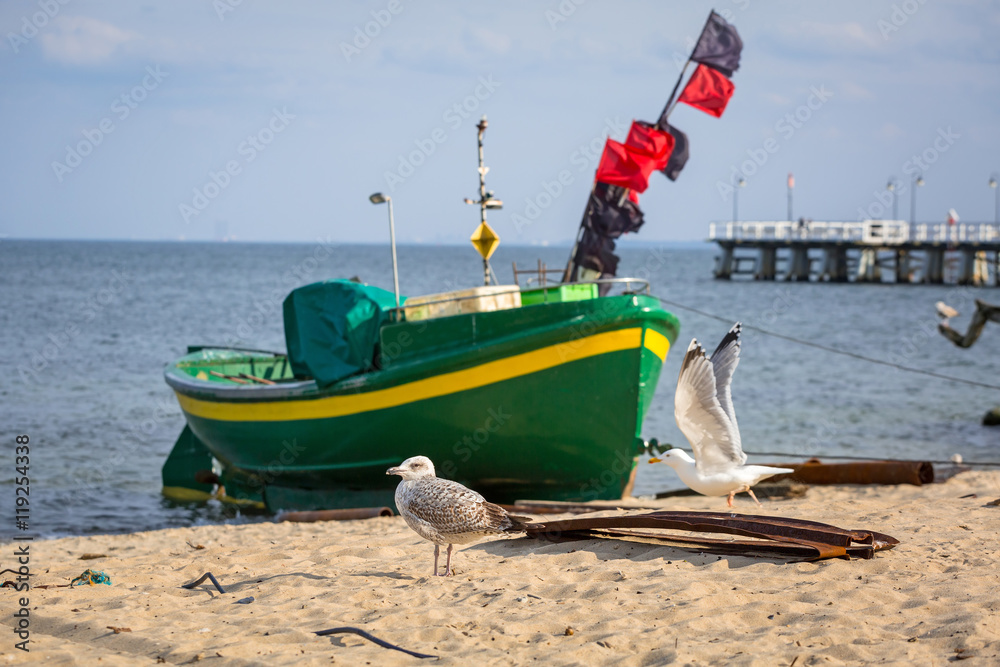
386;455;437;480
648;449;696;468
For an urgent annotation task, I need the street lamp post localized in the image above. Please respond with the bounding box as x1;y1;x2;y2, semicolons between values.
733;177;746;223
886;178;899;221
910;175;924;225
990;173;999;225
786;173;794;221
369;192;400;309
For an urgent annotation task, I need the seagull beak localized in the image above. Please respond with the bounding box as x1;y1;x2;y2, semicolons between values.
648;457;662;464
386;467;403;476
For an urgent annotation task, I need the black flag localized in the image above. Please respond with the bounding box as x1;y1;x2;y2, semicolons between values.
691;11;743;77
575;228;619;277
585;182;645;239
654;123;689;181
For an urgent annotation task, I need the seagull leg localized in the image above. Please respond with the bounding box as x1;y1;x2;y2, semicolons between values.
746;487;762;507
444;544;454;577
433;544;440;576
727;492;735;508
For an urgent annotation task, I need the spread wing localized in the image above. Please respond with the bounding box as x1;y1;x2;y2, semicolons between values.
710;322;742;448
674;334;746;475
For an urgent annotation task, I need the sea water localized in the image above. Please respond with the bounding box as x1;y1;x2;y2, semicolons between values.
1;240;997;537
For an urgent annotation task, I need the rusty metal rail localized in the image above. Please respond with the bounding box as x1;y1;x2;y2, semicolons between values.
523;511;899;561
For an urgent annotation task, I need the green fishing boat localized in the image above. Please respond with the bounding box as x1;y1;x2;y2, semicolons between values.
161;117;680;512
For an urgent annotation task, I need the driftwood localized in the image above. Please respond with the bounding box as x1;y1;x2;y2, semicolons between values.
937;299;1000;348
937;299;1000;424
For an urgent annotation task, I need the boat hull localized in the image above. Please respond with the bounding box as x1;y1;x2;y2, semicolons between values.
165;295;679;511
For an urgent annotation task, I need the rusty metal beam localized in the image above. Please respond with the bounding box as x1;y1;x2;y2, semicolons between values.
764;459;933;486
523;511;898;561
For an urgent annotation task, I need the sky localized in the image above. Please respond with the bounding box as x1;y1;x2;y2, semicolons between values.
1;0;999;245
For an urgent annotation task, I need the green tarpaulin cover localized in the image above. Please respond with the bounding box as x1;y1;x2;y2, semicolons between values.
283;280;403;387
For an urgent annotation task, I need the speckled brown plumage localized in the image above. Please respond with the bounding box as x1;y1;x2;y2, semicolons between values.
386;455;528;576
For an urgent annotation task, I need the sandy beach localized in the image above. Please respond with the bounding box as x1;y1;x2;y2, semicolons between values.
5;470;999;666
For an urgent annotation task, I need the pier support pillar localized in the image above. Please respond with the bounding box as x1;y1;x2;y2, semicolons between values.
714;244;734;280
857;248;881;283
822;246;848;282
787;245;810;282
924;247;945;284
974;251;989;285
756;246;776;281
958;249;976;285
895;250;912;284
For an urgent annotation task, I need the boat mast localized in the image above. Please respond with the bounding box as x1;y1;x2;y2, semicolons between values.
477;117;490;285
466;115;502;285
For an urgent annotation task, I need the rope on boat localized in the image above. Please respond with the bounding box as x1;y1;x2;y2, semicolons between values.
654;296;1000;391
741;451;1000;467
646;438;1000;467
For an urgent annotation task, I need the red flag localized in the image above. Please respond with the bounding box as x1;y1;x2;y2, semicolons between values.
678;64;735;118
595;139;652;192
788;173;795;189
596;122;677;193
625;121;675;172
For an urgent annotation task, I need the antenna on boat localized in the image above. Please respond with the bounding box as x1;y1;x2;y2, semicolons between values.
465;115;502;285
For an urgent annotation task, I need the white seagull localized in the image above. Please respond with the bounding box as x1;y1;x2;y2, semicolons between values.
387;456;528;576
650;323;794;507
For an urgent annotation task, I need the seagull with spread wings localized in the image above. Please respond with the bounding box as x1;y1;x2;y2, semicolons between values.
650;323;793;507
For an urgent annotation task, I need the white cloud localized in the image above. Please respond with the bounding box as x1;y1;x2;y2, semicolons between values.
798;21;883;50
771;20;885;58
40;16;137;66
841;80;875;100
879;122;905;140
763;92;791;106
469;27;511;55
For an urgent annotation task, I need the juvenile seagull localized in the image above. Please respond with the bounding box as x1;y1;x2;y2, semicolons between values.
650;323;794;507
386;456;528;576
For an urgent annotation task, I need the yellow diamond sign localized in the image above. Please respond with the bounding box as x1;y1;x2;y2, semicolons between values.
470;221;500;260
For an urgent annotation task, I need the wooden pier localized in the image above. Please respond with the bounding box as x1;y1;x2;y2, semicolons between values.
710;220;1000;286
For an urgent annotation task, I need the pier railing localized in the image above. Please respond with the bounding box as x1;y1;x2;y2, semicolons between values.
709;220;1000;245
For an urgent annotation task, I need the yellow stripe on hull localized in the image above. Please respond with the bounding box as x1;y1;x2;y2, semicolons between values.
642;328;670;362
176;327;655;423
